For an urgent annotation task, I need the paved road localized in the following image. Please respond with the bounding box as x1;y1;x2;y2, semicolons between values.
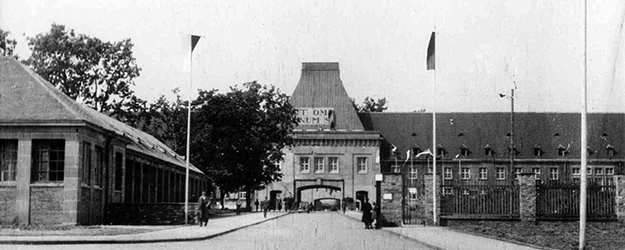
9;212;434;250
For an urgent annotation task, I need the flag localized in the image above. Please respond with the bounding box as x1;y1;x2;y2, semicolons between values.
426;32;435;70
182;34;202;72
391;144;397;155
404;149;412;164
415;149;433;158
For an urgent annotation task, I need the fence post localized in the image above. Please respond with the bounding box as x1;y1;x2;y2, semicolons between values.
424;173;441;225
615;175;625;223
518;173;537;222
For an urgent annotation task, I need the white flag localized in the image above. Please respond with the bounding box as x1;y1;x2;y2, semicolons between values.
415;149;433;158
181;34;201;72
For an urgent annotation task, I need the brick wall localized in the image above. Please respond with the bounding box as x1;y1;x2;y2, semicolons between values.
0;186;17;224
380;174;402;226
107;203;199;225
30;185;64;225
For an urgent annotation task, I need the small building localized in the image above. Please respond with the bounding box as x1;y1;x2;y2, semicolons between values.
0;57;208;225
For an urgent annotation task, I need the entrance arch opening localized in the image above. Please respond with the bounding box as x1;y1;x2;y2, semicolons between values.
295;184;342;211
269;190;283;211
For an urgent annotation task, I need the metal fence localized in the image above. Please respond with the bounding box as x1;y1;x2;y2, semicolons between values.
440;184;519;218
537;182;616;220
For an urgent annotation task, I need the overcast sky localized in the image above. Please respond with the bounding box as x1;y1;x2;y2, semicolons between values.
1;0;624;113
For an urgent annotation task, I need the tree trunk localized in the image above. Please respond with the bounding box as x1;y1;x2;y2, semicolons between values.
219;189;226;209
245;188;252;212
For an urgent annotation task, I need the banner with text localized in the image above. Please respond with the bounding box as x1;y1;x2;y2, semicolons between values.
296;108;335;125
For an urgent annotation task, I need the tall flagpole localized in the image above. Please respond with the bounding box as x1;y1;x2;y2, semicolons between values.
579;0;588;248
432;30;438;226
185;38;192;225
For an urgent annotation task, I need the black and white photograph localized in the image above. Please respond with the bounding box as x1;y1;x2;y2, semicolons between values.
1;0;624;249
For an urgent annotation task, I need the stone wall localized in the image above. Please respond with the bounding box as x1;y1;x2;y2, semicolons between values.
615;175;625;223
0;186;16;224
518;173;537;222
107;203;199;225
30;185;64;225
380;173;402;226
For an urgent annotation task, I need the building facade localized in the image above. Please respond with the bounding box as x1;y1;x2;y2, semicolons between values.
0;57;208;225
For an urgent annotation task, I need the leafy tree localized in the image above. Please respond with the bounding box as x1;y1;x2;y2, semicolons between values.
190;81;298;210
134;88;188;153
0;29;17;58
23;23;144;123
352;96;388;112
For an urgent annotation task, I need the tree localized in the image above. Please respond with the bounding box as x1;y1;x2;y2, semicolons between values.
352;96;388;112
134;88;188;153
190;81;298;210
0;29;17;58
23;24;144;123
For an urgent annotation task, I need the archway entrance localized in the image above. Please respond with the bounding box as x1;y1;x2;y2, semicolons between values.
269;190;282;211
294;179;344;211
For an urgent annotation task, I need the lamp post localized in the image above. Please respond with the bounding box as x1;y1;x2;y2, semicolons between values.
500;88;515;183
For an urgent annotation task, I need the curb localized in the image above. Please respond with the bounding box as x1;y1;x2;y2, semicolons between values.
339;213;444;250
1;213;291;245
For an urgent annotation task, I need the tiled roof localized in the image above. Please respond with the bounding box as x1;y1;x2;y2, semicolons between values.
290;62;365;131
360;112;625;161
0;57;203;174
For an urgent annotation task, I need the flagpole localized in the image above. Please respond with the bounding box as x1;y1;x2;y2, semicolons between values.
432;33;438;226
579;0;588;248
185;39;192;225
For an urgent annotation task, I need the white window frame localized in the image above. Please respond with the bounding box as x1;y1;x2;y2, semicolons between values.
356;157;368;174
496;167;505;180
461;168;470;180
514;167;523;180
409;166;418;180
299;157;310;173
314;157;324;174
532;168;541;179
443;167;452;180
549;168;559;180
391;164;400;173
329;157;339;174
479;168;488;180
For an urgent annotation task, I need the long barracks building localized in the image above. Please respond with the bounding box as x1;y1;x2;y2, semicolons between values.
263;62;624;210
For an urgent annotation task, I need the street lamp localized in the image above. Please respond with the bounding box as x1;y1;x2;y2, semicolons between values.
499;88;514;183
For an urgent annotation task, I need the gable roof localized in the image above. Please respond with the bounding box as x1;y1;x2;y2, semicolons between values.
360;112;625;161
290;62;364;131
0;56;203;174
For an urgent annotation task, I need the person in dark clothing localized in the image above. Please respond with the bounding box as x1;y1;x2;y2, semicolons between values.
262;197;269;218
255;199;260;212
361;198;373;229
372;202;380;229
198;191;210;227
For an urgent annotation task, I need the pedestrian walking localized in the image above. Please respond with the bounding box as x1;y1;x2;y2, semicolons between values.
198;191;210;227
235;199;242;215
361;198;373;229
372;202;380;229
262;197;269;218
255;199;260;212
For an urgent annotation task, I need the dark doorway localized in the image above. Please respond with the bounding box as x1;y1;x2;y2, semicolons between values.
355;190;368;210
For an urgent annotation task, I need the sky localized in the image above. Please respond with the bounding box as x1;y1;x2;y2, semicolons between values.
1;0;624;113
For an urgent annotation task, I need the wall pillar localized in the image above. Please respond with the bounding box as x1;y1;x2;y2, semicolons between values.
518;173;537;222
15;139;32;225
380;173;402;226
424;173;441;225
63;140;80;225
614;175;625;223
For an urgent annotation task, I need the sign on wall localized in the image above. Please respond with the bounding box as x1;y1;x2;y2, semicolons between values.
296;108;335;125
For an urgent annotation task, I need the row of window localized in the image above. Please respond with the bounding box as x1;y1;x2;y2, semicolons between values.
407;144;616;158
0;139;124;190
402;166;615;182
298;156;368;174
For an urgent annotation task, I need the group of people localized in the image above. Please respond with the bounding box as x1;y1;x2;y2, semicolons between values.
360;198;380;229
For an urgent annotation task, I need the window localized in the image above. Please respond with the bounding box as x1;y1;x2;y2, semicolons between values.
557;145;567;156
532;168;541;180
484;145;494;157
115;152;123;191
436;147;446;157
606;167;614;175
314;157;324;173
514;167;523;180
0;140;17;182
459;145;470;156
606;145;615;156
357;157;367;173
443;187;452;195
479;168;488;180
32;140;65;182
409;166;418;180
82;142;91;184
496;167;505;180
549;168;559;180
572;167;580;175
461;168;470;180
299;157;310;173
443;167;452;180
329;157;339;173
594;167;603;175
533;146;543;157
94;146;103;187
391;164;400;173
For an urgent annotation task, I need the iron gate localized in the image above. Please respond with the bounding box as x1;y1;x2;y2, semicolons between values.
403;173;425;224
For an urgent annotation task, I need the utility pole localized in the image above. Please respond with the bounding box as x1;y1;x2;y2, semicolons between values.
580;0;588;248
